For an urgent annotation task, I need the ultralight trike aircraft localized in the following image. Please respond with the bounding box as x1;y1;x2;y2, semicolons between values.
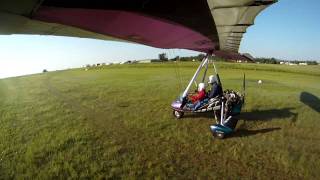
171;54;246;138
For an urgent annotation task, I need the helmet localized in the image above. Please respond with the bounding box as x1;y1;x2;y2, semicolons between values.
208;75;217;84
198;83;205;91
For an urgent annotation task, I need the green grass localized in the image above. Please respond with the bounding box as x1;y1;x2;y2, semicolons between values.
0;62;319;179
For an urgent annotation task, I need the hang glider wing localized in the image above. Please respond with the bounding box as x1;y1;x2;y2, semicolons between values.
0;0;276;54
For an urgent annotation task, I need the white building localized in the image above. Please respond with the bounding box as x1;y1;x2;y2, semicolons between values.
299;62;307;66
138;59;151;63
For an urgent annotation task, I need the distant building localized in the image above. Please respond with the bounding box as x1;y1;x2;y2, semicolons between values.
299;62;307;66
241;53;254;62
123;60;137;64
283;62;296;65
138;59;151;63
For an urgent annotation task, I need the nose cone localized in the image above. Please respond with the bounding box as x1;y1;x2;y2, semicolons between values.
171;100;182;109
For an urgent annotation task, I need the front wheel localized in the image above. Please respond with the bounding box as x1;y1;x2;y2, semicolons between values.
212;131;225;139
173;110;184;119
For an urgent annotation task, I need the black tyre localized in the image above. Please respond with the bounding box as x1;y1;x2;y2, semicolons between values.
173;110;184;119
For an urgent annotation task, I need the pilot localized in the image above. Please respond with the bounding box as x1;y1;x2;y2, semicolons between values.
207;75;223;99
189;83;206;110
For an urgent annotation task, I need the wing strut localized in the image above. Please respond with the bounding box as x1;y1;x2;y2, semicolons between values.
182;54;209;98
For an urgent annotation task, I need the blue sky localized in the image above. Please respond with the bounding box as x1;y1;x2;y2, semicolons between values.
0;0;319;79
240;0;320;60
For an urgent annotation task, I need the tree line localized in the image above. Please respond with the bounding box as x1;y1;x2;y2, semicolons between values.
154;53;319;65
255;57;318;65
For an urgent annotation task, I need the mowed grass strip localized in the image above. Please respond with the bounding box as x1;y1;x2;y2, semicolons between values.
0;62;319;179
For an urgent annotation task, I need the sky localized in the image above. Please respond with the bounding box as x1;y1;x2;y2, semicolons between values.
0;0;319;79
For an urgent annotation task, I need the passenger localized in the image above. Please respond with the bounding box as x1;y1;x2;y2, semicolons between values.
189;83;206;110
207;75;223;99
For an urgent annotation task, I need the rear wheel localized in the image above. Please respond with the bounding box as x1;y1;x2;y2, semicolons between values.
173;110;184;119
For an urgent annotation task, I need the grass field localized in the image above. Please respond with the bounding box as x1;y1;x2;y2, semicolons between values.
0;62;319;179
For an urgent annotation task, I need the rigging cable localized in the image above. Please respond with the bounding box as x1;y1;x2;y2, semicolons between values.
170;49;183;92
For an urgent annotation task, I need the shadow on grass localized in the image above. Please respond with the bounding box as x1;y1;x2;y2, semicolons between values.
300;92;320;113
238;108;298;122
182;108;296;138
231;108;297;138
183;108;298;122
227;127;281;138
183;112;215;119
182;108;296;139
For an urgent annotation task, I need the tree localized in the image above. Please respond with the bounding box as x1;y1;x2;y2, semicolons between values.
307;61;318;65
158;53;168;61
197;53;206;61
170;56;180;61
